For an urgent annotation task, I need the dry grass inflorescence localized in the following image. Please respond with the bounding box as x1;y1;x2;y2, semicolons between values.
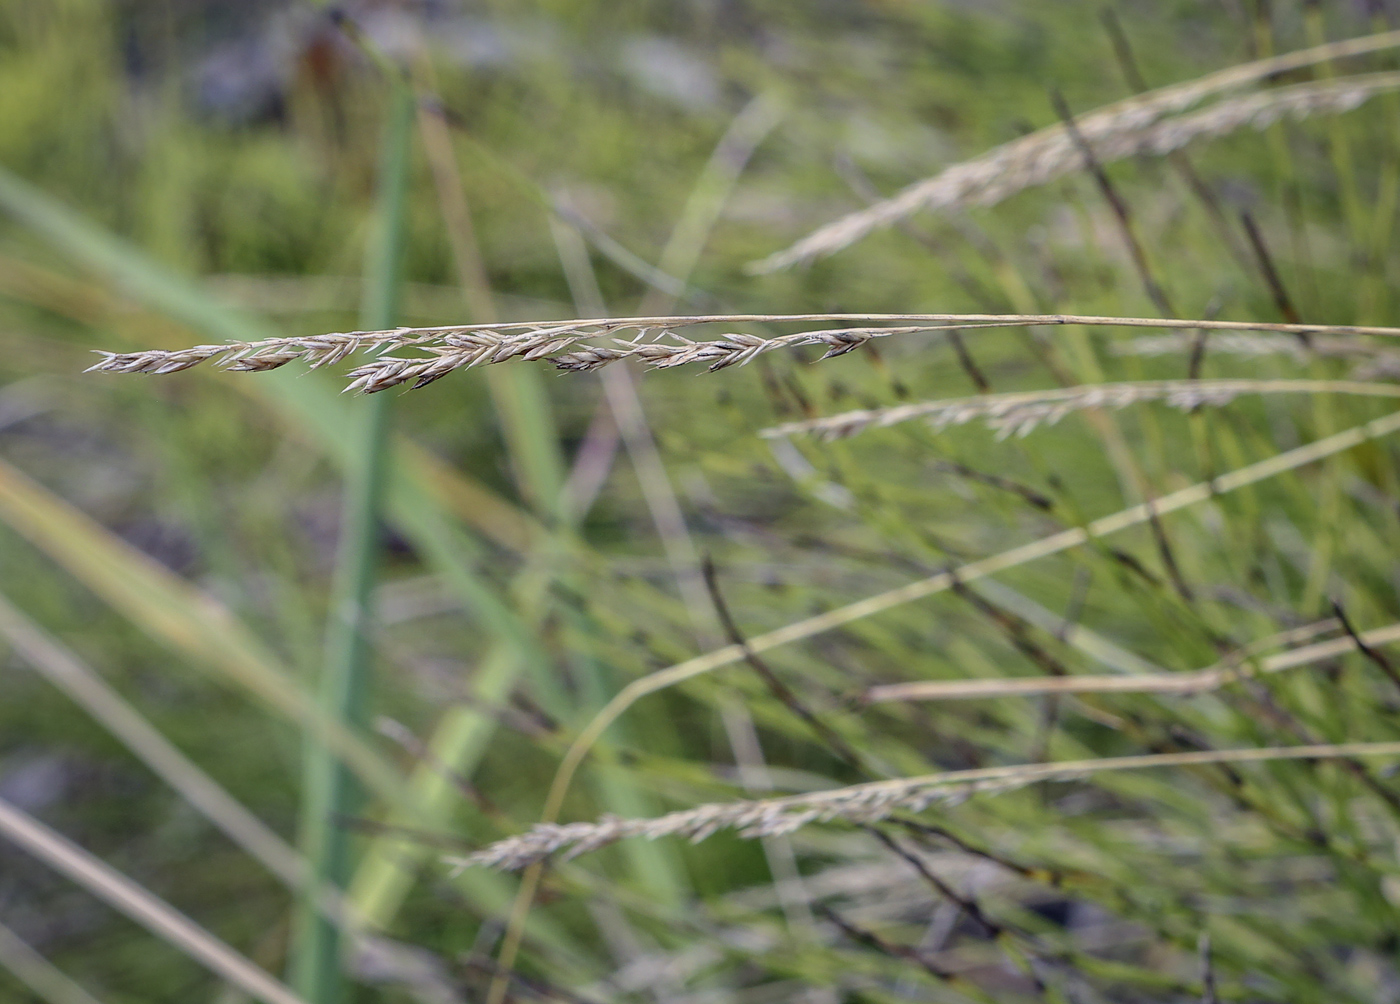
17;6;1400;1004
91;312;1400;389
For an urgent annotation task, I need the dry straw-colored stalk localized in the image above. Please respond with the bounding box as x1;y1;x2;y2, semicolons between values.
862;622;1400;703
762;379;1400;441
750;30;1400;273
451;741;1400;871
0;795;308;1004
89;313;1400;394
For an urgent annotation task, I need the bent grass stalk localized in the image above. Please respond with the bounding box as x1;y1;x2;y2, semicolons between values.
489;408;1400;973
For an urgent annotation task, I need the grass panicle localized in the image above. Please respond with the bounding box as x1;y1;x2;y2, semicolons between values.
90;312;1400;393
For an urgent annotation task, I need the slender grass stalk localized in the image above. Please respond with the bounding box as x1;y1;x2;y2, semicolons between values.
0;921;106;1004
0;797;307;1004
0;455;402;802
293;81;414;1004
861;622;1400;702
0;591;305;890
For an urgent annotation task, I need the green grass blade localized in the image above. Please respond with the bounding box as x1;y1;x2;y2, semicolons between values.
293;81;413;1004
0;590;305;890
0;454;403;802
0;795;308;1004
0;158;579;954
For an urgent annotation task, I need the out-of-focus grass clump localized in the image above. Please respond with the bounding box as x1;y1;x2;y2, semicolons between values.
5;2;1400;1002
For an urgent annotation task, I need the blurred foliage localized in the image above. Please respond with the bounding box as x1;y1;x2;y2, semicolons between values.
5;1;1400;1002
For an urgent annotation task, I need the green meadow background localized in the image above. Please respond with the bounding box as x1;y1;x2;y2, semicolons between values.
5;2;1400;1002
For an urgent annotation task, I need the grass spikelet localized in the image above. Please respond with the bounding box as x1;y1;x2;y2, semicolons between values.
89;313;1400;393
761;379;1400;441
451;742;1400;870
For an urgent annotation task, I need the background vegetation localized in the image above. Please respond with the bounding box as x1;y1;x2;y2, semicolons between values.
5;1;1400;1001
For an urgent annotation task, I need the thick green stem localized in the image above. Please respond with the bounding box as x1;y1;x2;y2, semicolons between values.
293;81;414;1004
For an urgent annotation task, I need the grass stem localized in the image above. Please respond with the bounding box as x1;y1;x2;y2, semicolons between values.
292;81;414;1004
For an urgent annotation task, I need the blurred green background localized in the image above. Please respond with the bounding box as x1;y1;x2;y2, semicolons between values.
7;1;1400;1002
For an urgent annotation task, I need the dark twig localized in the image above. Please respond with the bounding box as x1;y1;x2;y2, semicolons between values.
863;825;1003;937
814;902;954;981
1099;8;1255;275
1332;598;1400;697
1240;211;1307;342
890;815;1064;885
1051;90;1177;318
1144;496;1196;602
1187;297;1224;381
1199;933;1219;1004
933;459;1055;512
701;555;872;776
946;328;993;392
1239;680;1400;817
950;577;1073;679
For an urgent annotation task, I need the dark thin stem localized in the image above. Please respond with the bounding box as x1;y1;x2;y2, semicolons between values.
1050;90;1176;318
945;328;992;392
1332;599;1400;697
700;555;871;776
1144;496;1196;603
932;460;1054;511
376;717;490;806
1199;933;1219;1004
1186;299;1225;381
1240;211;1307;337
950;578;1073;678
863;826;1003;938
1099;8;1148;91
1100;8;1255;275
1241;681;1400;817
890;816;1063;885
814;903;953;982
